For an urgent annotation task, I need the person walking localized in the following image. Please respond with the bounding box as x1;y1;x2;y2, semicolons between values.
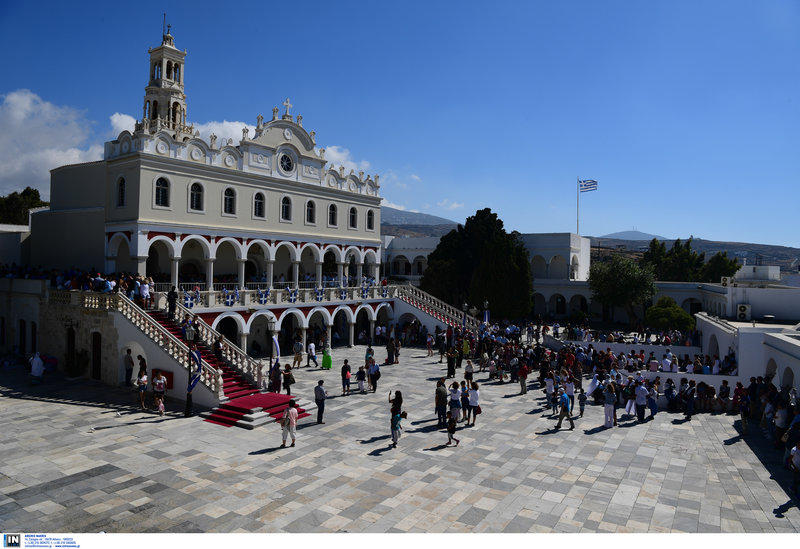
136;363;148;409
389;390;403;416
282;364;295;395
635;381;649;422
435;379;448;427
446;411;460;447
468;382;480;427
578;388;587;418
518;361;528;395
449;381;462;422
341;359;352;396
280;400;298;448
314;380;327;424
391;411;407;448
555;388;575;430
123;348;134;387
167;285;178;321
307;340;319;368
368;359;381;393
152;369;167;415
356;366;367;394
603;383;617;428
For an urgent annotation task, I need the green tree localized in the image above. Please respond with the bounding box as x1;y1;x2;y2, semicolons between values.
642;237;707;282
700;251;740;282
588;255;655;326
0;187;49;225
644;296;696;332
420;208;531;319
641;238;667;280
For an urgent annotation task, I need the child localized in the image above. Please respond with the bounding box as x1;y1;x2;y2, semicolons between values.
550;390;559;416
356;366;366;394
446;411;460;447
391;411;407;448
578;388;587;418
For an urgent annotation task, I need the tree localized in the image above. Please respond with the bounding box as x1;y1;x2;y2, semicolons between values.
0;187;49;225
700;251;740;282
420;208;531;319
588;255;655;326
644;296;695;333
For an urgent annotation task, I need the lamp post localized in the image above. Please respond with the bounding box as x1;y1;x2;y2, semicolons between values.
462;302;468;329
266;316;276;391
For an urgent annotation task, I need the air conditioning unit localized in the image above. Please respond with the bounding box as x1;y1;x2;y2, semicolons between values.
721;277;729;286
737;304;751;321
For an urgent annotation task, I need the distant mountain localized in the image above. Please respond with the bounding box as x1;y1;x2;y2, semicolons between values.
381;206;458;226
600;230;666;241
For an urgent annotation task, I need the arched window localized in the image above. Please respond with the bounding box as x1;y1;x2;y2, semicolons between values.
349;207;358;229
253;193;265;218
174;63;181;82
328;204;337;226
166;61;173;80
366;209;374;231
306;201;316;224
223;188;236;215
190;183;203;211
155;177;170;207
116;178;125;207
281;196;292;221
151;100;158;120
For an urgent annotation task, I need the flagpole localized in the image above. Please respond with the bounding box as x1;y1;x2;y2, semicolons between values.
576;177;580;235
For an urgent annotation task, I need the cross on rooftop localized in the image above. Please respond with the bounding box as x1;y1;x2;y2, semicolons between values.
283;98;292;116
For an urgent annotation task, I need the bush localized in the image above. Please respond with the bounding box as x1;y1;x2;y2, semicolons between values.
644;297;695;332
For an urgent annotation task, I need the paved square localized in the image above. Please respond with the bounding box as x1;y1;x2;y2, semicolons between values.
1;345;799;533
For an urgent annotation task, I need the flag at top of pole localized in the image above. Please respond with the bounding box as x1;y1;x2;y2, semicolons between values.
579;179;598;192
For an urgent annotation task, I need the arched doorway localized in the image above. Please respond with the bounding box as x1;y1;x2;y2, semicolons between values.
765;358;778;381
331;309;350;348
355;308;371;345
708;334;719;360
782;367;795;391
217;317;240;349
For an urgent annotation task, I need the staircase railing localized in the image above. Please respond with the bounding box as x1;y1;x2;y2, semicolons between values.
393;285;481;330
75;291;224;400
174;302;266;390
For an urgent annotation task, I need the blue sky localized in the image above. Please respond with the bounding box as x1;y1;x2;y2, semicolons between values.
0;1;798;247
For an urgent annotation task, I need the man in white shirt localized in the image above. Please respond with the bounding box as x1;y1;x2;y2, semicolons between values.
307;340;318;368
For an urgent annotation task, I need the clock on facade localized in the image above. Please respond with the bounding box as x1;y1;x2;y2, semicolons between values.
279;153;294;173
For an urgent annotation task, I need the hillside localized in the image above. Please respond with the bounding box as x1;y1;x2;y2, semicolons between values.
381;206;457;226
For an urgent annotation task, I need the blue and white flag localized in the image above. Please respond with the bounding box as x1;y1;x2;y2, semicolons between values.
272;333;281;368
579;179;598;192
183;291;194;309
258;288;270;305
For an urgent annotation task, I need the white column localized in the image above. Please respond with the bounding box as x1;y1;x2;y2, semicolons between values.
237;259;246;289
136;256;148;277
326;324;332;350
240;332;249;353
300;328;307;361
356;262;363;284
292;261;300;288
337;262;345;287
315;261;323;286
205;258;214;290
170;257;180;288
370;319;375;343
266;260;274;289
348;322;355;348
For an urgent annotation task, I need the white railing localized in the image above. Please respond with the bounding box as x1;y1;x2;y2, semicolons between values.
394;285;481;330
61;291;224;400
174;301;266;390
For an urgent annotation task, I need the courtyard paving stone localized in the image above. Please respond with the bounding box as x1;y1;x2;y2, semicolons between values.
1;344;799;533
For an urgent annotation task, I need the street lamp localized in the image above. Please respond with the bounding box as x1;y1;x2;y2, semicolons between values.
267;316;276;390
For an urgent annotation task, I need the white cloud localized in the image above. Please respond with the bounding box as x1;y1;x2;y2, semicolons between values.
192;120;256;145
396;182;408;189
436;199;464;211
382;200;406;210
0;90;103;198
109;112;136;137
323;145;371;173
410;174;421;182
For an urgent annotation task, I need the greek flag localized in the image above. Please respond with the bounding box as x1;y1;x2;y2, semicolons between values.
187;349;203;392
183;291;194;309
579;179;598;192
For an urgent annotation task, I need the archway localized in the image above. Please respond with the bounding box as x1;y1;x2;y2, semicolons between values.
299;245;319;287
249;313;277;358
215;240;240;289
274;244;295;287
765;358;778;381
146;240;172;282
549;255;568;279
331;308;351;348
782;367;795;391
307;309;328;349
179;239;207;286
114;239;137;274
397;312;422;347
392;255;410;276
322;249;339;287
532;293;546;317
708;334;719;360
217;317;240;349
412;255;427;276
548;294;566;317
569;295;588;316
682;298;702;316
279;310;303;356
355;307;372;345
531;255;547;279
246;242;269;285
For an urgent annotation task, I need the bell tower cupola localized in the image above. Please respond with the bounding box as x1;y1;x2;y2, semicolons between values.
137;22;193;139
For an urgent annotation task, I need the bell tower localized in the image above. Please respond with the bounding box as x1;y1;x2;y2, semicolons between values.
139;23;192;138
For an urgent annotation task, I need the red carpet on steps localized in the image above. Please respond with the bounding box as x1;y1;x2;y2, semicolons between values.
145;310;310;428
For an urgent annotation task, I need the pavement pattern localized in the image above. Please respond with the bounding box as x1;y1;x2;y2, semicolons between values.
1;345;799;533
